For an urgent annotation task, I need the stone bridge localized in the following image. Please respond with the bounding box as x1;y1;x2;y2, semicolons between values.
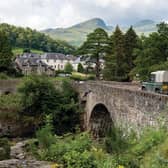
0;79;20;95
76;81;168;137
1;79;168;138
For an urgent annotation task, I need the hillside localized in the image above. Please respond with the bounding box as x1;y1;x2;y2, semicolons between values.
42;18;113;47
0;23;75;55
42;18;158;47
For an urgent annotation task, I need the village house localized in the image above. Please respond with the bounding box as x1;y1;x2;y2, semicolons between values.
15;53;105;75
15;53;55;76
41;53;77;71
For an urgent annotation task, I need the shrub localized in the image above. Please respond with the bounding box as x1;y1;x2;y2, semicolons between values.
36;123;55;149
63;150;97;168
105;127;130;154
77;63;84;73
0;73;9;79
0;138;10;160
64;63;73;74
18;75;62;117
0;94;21;121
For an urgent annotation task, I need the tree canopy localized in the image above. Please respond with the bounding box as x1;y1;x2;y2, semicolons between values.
78;28;109;79
0;30;13;72
0;23;75;54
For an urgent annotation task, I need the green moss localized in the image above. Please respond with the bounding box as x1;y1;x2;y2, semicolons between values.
0;138;10;160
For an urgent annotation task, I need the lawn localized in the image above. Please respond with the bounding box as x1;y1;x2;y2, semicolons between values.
12;48;44;55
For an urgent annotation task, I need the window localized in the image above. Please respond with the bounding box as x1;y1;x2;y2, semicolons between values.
150;74;156;82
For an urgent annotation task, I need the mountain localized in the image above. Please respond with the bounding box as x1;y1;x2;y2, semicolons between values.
133;19;157;34
42;18;113;47
42;18;157;47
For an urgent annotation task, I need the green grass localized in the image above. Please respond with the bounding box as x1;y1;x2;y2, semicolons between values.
140;136;168;168
12;48;44;55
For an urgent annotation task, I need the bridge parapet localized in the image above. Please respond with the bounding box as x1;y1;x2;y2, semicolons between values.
0;79;20;94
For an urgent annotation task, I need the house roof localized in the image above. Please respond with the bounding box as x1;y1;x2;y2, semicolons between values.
41;53;66;60
16;54;48;67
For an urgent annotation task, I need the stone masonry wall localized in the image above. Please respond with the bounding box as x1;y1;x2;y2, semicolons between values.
76;81;168;132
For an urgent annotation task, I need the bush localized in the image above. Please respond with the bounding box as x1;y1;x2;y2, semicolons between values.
77;63;84;73
0;73;9;79
105;127;130;154
36;116;55;150
0;94;21;121
64;63;73;74
0;138;10;160
63;150;97;168
18;75;62;117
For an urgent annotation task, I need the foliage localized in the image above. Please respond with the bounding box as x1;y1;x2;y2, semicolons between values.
104;26;131;81
0;138;10;160
18;75;62;117
36;115;55;149
131;22;168;81
53;80;80;135
105;126;131;155
114;128;166;168
0;73;9;79
77;63;84;73
64;62;73;74
12;47;44;55
18;76;80;135
28;131;94;167
63;150;97;168
78;28;109;79
0;30;13;72
0;23;75;54
0;94;21;120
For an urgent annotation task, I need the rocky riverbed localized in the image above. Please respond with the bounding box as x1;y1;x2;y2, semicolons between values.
0;140;52;168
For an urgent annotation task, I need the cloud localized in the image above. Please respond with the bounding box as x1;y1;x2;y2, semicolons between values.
0;0;167;29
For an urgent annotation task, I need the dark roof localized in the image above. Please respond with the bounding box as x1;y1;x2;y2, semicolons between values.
42;53;66;60
42;53;77;61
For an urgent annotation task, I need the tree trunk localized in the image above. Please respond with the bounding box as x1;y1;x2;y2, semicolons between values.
96;55;100;80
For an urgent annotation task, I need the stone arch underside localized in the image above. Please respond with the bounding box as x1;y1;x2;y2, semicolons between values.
89;103;113;138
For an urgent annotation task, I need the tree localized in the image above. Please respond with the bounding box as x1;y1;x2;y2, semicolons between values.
0;30;13;72
64;62;73;73
124;26;138;79
0;23;75;54
18;75;62;117
78;28;109;79
18;76;80;135
104;26;127;81
131;23;168;81
53;80;80;135
77;63;84;73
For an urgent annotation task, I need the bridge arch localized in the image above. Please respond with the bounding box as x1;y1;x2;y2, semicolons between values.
89;103;113;138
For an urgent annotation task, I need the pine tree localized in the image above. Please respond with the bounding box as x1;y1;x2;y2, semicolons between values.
78;28;109;79
0;30;13;72
104;26;127;81
124;26;138;78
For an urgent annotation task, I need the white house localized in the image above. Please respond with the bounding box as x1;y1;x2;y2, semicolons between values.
41;53;77;71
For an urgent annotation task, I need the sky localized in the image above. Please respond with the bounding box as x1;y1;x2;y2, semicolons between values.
0;0;167;30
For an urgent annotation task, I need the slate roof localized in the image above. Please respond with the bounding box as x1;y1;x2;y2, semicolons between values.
41;53;65;60
16;53;49;67
41;53;77;61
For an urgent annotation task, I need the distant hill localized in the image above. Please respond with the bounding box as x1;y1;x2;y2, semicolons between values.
132;19;157;34
42;18;158;47
42;18;113;47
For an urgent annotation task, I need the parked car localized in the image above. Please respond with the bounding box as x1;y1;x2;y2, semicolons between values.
142;71;168;94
